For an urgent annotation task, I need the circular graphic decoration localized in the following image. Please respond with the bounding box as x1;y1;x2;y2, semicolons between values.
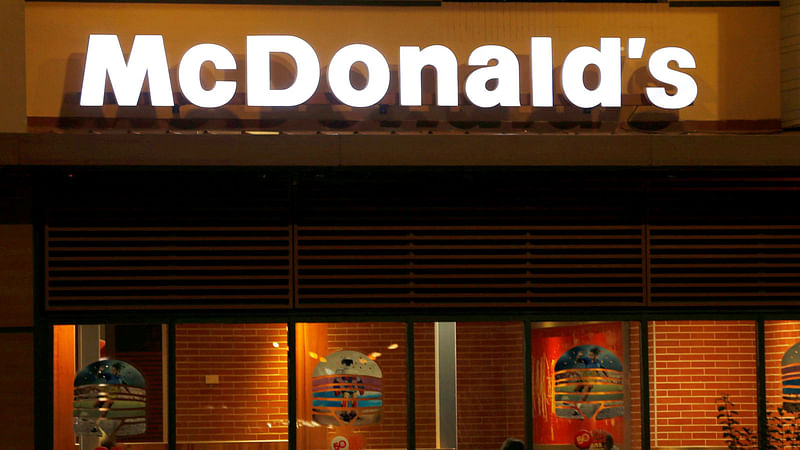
782;342;800;412
331;436;350;450
554;345;624;420
312;350;383;426
574;429;592;449
73;359;147;438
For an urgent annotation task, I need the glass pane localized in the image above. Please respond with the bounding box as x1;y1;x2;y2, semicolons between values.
649;320;757;448
532;321;639;450
765;320;800;447
54;324;167;450
457;321;524;450
296;322;408;450
175;323;289;449
413;322;436;450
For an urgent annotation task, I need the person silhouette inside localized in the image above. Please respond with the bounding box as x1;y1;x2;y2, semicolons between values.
500;437;525;450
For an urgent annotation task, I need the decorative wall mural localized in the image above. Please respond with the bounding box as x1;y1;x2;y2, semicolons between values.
554;345;624;421
312;350;383;427
73;359;147;440
532;322;626;447
782;342;800;412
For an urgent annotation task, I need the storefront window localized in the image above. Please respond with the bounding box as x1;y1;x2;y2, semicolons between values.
531;321;640;450
50;318;780;449
413;321;525;449
175;323;289;449
649;320;758;448
296;322;408;450
53;324;167;450
765;320;800;447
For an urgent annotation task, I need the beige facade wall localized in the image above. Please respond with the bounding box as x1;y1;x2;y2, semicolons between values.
0;224;33;328
0;333;34;450
783;0;800;128
1;0;26;132
0;175;34;449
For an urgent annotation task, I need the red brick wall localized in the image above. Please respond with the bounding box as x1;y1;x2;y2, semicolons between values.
765;321;800;413
175;323;288;442
414;322;437;449
629;322;641;450
456;322;525;450
649;320;757;448
115;350;164;443
325;322;408;449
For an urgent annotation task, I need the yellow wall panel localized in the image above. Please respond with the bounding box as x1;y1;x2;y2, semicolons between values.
1;0;26;132
25;2;780;122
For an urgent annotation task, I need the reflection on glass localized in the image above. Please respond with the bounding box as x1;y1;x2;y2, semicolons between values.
297;322;407;450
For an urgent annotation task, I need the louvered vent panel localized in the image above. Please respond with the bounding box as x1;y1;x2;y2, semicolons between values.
294;170;645;307
649;226;800;304
296;226;645;307
648;171;800;305
45;227;291;310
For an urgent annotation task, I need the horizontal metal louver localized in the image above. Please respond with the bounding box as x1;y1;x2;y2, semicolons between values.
649;225;800;304
41;169;800;311
295;225;645;307
45;227;291;310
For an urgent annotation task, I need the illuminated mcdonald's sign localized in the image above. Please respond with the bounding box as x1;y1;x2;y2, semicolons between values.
80;34;697;110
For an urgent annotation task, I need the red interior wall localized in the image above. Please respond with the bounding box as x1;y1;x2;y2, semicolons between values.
649;320;757;448
175;323;288;442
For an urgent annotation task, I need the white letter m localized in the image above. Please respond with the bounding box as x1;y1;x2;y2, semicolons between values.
80;34;174;107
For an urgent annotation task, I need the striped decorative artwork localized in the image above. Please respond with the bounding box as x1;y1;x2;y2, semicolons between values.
311;351;383;427
73;359;147;438
782;342;800;412
554;345;624;420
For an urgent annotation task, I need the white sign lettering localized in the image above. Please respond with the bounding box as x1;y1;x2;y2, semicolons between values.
328;44;391;107
530;37;554;108
81;34;173;107
247;35;320;107
561;37;622;108
80;34;698;110
399;45;459;106
178;43;237;108
646;46;698;109
465;45;521;108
